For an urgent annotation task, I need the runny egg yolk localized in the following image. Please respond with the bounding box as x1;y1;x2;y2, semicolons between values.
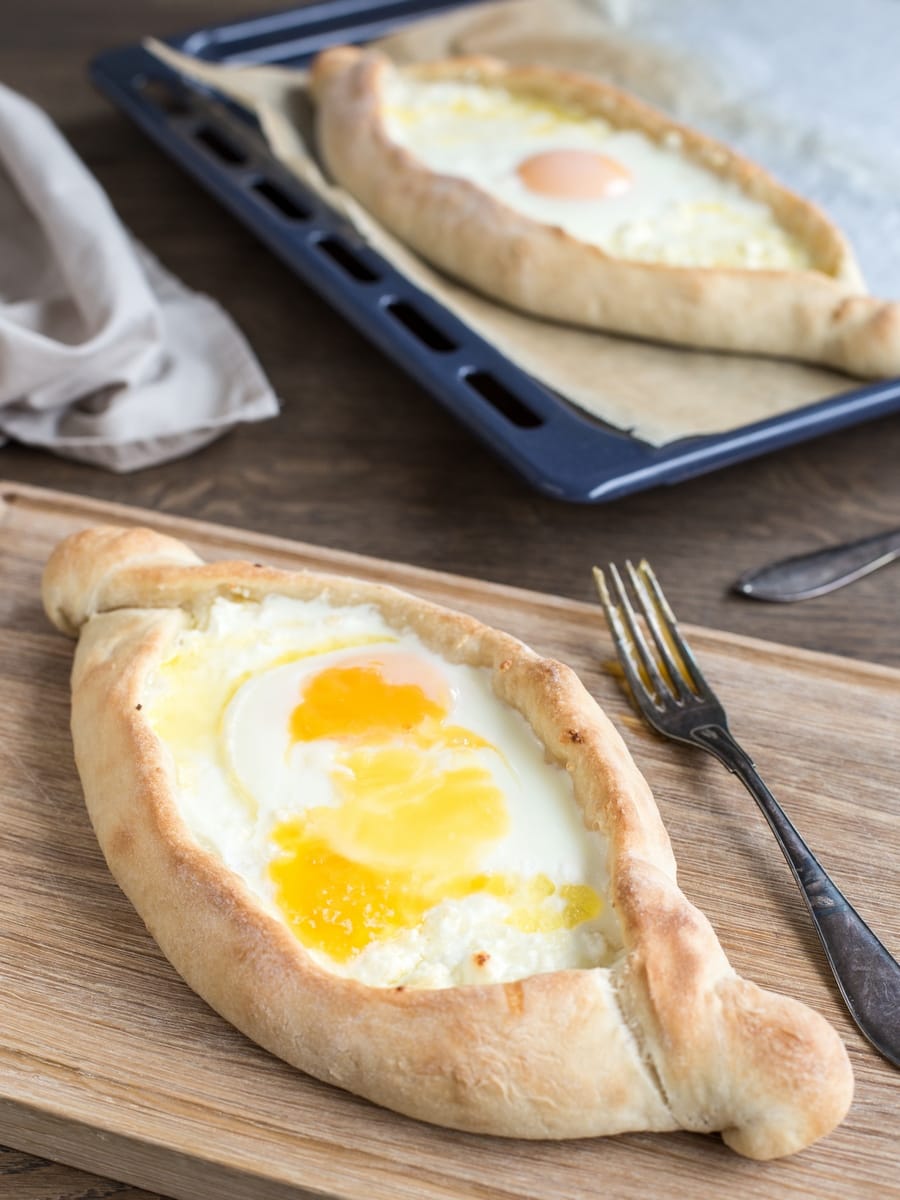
289;656;447;742
269;657;602;963
516;149;632;200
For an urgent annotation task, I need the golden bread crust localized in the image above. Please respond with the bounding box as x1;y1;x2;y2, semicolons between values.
310;46;900;378
43;527;853;1155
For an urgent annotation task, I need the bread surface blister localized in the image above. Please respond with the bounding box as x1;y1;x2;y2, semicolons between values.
43;527;853;1158
310;46;900;379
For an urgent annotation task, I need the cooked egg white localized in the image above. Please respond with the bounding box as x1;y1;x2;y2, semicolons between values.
383;78;811;271
143;595;622;989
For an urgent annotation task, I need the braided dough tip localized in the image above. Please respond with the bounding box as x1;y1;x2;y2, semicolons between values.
43;526;203;637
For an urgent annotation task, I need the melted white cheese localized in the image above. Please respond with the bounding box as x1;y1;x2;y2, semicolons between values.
143;595;622;988
383;78;811;270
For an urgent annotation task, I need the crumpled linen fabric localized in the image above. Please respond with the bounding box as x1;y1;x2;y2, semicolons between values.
0;82;279;471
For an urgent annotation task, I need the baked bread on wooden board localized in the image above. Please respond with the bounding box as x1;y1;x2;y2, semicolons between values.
42;526;853;1159
310;46;900;378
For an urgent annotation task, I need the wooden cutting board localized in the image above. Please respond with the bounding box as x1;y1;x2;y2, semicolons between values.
1;481;898;1200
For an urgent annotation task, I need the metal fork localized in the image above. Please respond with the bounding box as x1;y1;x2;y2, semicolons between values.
594;559;900;1067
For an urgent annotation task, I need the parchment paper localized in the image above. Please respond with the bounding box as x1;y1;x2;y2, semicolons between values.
149;0;899;445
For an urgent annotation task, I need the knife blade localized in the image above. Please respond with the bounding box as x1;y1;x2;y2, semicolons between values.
733;527;900;602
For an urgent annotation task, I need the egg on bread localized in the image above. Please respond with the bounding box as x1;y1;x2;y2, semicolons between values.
310;47;900;378
43;526;853;1158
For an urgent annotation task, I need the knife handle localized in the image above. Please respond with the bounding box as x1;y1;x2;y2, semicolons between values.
734;527;900;602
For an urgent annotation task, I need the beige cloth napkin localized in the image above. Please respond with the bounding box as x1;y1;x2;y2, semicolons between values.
0;82;279;472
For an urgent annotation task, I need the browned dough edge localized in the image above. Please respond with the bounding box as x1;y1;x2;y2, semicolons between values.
42;526;853;1157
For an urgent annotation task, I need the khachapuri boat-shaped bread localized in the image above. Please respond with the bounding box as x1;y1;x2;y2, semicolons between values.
43;526;853;1159
310;46;900;378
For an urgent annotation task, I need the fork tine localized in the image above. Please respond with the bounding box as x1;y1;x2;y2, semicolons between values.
608;564;676;705
593;564;672;706
625;560;695;702
592;567;660;717
636;560;715;699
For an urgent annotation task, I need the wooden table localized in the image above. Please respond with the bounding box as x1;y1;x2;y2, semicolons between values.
1;2;899;1196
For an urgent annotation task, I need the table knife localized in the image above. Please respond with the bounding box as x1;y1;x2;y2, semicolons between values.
734;527;900;602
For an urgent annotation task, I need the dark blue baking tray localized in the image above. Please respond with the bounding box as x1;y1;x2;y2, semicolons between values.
90;0;900;502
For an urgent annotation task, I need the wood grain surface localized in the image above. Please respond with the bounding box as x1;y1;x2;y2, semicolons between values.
1;482;900;1200
1;0;899;1196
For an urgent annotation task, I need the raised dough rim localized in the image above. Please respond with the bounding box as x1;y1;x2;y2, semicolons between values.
42;526;854;1157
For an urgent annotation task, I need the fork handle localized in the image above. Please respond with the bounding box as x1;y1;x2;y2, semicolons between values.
692;724;900;1067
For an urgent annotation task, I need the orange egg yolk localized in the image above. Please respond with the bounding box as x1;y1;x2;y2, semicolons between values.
516;149;632;200
269;658;602;963
289;661;442;741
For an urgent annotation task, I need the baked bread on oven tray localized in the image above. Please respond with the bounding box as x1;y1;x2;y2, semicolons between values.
311;46;900;378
